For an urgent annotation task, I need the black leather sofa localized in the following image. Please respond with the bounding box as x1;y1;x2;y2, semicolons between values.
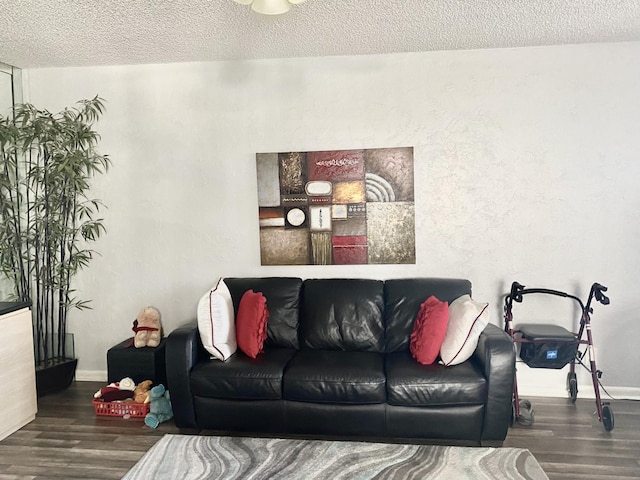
166;277;515;446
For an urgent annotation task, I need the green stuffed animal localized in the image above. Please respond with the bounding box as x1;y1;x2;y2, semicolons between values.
144;384;173;428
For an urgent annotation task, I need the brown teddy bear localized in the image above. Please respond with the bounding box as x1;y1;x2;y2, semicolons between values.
133;380;153;403
132;306;162;348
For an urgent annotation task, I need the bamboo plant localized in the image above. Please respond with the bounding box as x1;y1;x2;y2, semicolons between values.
0;96;110;367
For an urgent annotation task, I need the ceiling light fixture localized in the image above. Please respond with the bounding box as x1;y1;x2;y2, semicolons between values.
232;0;306;15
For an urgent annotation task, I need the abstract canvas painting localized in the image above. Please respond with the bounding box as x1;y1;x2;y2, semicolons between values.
256;147;415;265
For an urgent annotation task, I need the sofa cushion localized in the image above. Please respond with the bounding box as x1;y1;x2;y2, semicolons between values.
410;295;449;365
190;348;296;400
225;277;302;349
283;350;386;404
440;294;490;366
235;290;269;358
196;278;237;361
385;351;487;406
385;278;472;353
300;279;385;352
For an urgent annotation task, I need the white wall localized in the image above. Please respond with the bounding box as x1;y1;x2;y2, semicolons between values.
23;41;640;398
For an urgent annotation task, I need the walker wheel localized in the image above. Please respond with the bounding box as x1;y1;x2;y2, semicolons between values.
602;403;614;432
569;379;578;402
567;372;578;402
516;399;535;426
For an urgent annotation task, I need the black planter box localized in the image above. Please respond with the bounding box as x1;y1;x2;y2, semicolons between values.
36;358;78;397
107;337;167;386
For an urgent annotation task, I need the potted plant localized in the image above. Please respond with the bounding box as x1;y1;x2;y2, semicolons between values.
0;96;110;395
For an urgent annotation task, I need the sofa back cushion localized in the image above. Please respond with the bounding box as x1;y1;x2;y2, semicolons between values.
300;279;385;352
224;277;302;349
384;278;472;353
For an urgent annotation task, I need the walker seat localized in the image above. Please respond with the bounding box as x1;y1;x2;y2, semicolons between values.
517;324;578;369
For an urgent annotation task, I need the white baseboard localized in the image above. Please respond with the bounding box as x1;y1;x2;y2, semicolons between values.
514;383;640;400
604;387;640;401
75;370;107;382
515;364;640;400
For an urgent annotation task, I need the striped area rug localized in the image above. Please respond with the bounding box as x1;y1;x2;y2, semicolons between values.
123;434;548;480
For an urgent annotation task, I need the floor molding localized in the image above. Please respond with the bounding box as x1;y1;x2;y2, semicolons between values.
76;370;107;382
76;370;640;399
516;383;640;400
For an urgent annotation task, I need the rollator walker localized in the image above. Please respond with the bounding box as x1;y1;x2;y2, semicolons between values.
504;281;613;431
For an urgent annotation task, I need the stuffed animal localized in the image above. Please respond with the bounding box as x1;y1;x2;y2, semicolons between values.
133;380;153;404
93;377;136;402
144;384;173;428
132;306;162;348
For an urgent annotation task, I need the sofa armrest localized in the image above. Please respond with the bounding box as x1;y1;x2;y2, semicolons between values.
166;320;204;429
473;323;515;445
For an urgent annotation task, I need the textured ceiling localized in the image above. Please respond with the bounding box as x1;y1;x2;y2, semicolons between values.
1;0;640;69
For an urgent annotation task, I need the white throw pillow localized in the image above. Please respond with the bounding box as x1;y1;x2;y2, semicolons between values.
197;278;237;361
440;294;490;366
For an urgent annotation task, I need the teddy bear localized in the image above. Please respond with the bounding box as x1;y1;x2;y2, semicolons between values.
132;306;162;348
144;384;173;428
133;380;153;404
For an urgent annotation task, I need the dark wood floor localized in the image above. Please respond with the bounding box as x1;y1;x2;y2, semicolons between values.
504;395;640;480
0;381;638;479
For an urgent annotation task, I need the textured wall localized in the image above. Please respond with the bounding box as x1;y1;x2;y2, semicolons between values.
22;41;640;396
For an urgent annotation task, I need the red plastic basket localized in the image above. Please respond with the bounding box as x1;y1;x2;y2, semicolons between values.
93;399;150;418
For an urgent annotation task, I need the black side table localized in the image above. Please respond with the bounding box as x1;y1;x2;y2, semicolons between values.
107;337;167;386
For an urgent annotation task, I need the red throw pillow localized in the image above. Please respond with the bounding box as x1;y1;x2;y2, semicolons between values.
410;295;450;365
236;290;269;358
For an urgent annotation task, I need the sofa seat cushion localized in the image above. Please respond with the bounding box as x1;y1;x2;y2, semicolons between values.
190;348;296;400
385;351;487;407
283;350;386;404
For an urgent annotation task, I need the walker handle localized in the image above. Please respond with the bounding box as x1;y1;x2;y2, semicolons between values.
509;282;526;303
593;283;610;305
